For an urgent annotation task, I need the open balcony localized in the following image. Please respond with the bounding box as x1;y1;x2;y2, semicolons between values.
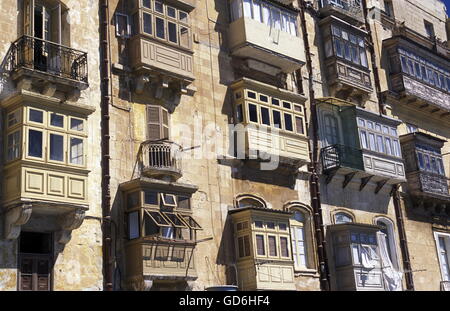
319;0;365;25
7;36;88;96
138;140;182;182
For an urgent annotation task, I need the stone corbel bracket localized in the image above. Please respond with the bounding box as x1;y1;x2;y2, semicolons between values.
4;204;33;240
55;208;86;246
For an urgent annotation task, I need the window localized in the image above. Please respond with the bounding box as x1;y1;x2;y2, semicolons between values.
398;48;450;93
329;24;368;68
357;117;401;158
115;13;130;37
384;1;394;17
291;210;308;269
28;129;43;158
70;138;84;165
434;232;450;282
7;131;21;162
416;144;445;176
406;123;418;134
280;237;289;257
323;114;339;146
376;218;399;270
137;1;192;49
424;20;435;38
50;113;64;128
229;0;298;36
8;109;22;128
335;212;353;224
29;109;43;123
161;193;177;207
144;191;158;205
128;211;140;239
237;195;266;209
238;235;251;257
268;235;277;256
49;133;64;162
256;234;266;255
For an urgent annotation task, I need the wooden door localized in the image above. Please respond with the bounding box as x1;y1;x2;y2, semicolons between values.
19;255;52;291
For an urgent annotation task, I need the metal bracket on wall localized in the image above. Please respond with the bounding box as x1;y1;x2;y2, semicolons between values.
343;172;356;189
325;170;337;184
375;179;388;194
360;175;373;191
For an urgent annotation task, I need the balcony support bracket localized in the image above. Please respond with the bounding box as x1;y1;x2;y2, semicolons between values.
55;208;86;250
343;172;356;189
4;203;33;240
360;175;373;192
325;170;337;185
375;179;388;194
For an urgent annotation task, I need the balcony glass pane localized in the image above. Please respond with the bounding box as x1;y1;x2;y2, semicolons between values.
167;6;176;18
156;17;165;39
143;12;152;35
261;106;270;126
262;4;270;25
128;212;140;239
243;0;252;18
180;26;189;48
253;0;262;22
144;190;158;205
249;103;258;123
284;113;293;132
256;234;265;256
28;129;43;158
273;110;281;129
230;0;242;21
271;8;281;30
50;113;63;128
360;130;368;149
143;0;151;9
168;21;177;43
70;137;83;165
30;109;43;123
154;1;163;13
50;133;64;161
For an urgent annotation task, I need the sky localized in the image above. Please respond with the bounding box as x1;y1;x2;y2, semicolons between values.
445;0;450;13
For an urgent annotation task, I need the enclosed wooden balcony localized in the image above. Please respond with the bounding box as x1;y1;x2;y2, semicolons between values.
231;78;309;172
400;132;450;208
228;0;305;73
319;0;365;25
318;98;406;191
384;36;450;117
138;140;182;181
7;35;88;96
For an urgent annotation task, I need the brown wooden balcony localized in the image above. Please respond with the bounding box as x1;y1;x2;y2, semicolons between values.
139;140;182;181
7;35;88;95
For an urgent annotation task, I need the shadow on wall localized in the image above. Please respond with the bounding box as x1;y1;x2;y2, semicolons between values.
319;175;392;215
215;214;238;286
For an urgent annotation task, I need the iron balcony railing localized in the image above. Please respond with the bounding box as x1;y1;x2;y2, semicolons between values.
139;140;182;175
321;144;364;172
7;35;88;83
321;0;362;11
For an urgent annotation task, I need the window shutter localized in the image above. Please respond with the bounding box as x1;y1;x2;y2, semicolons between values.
147;105;170;141
268;236;277;256
23;0;35;36
50;4;61;44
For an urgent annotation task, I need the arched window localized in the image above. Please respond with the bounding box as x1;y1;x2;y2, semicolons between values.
334;211;354;224
375;217;399;269
236;195;266;209
286;204;315;271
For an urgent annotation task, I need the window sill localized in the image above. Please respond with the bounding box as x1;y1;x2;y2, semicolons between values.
294;268;320;277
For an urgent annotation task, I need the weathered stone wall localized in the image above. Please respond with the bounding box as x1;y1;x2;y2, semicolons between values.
0;0;103;291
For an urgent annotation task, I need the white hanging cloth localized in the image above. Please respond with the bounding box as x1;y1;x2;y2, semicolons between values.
360;245;379;269
377;232;403;291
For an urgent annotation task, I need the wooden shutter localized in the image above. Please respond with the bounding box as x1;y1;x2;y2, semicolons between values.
23;0;35;36
295;116;304;135
146;105;169;141
280;237;289;257
268;236;277;256
50;4;61;44
19;256;51;291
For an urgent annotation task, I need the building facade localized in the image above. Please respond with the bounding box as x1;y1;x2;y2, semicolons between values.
0;0;448;291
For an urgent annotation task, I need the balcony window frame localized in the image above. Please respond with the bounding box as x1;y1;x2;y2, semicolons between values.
138;0;192;50
434;231;450;282
229;0;299;37
328;24;368;69
6;130;22;162
415;143;446;177
237;89;306;137
68;136;85;166
357;117;402;158
398;48;450;93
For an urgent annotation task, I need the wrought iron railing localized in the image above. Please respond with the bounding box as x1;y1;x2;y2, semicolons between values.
321;144;364;172
418;171;450;197
321;0;363;15
139;140;182;175
7;35;88;83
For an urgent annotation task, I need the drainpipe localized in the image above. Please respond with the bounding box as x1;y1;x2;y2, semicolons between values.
299;0;330;291
361;0;414;291
361;0;386;115
100;0;113;291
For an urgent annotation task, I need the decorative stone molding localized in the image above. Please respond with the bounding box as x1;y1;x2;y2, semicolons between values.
4;204;32;240
55;208;86;246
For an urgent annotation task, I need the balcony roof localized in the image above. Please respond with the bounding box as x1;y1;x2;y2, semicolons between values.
119;177;198;194
400;131;447;146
